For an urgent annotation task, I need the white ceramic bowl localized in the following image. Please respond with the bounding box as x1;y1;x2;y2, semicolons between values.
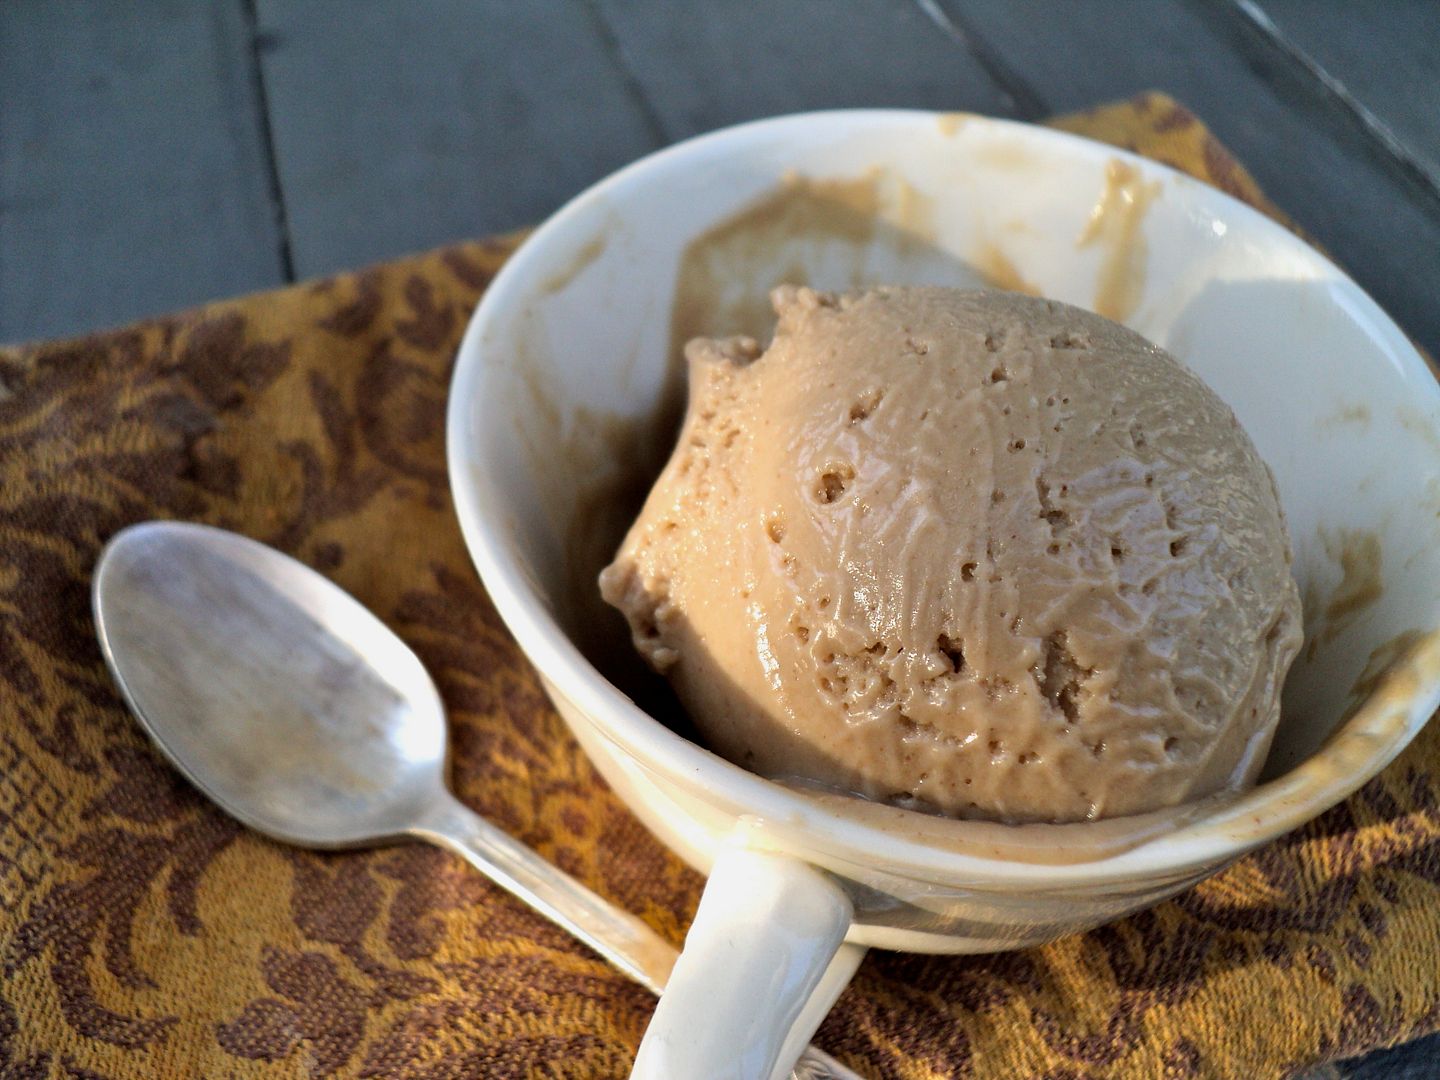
448;110;1440;1077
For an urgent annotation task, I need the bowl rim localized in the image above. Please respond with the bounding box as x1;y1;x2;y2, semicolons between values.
446;107;1440;888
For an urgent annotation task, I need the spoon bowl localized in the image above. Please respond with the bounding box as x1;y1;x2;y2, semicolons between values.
93;520;447;847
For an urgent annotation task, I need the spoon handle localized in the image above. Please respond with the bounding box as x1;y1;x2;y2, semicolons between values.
411;793;865;1080
415;792;676;991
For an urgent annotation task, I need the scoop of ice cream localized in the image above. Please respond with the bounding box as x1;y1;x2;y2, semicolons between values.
600;285;1303;823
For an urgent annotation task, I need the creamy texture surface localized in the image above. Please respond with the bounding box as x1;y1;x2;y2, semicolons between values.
601;286;1303;823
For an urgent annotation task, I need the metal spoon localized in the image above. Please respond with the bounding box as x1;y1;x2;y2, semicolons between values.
92;521;857;1080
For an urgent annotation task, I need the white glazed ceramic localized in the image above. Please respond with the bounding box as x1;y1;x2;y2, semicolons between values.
447;111;1440;1080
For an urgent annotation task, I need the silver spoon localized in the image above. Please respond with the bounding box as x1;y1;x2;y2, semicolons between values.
93;521;857;1080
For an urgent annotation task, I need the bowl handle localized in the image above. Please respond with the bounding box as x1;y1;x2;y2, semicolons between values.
631;846;861;1080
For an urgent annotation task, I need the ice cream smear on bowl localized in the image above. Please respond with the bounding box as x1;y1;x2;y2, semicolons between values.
600;285;1303;824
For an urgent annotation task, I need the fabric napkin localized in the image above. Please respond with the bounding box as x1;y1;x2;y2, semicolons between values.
2;93;1437;1079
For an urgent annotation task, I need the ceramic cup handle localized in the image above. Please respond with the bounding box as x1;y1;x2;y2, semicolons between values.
630;847;862;1080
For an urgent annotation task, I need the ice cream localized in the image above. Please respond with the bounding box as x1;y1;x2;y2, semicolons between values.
599;286;1303;823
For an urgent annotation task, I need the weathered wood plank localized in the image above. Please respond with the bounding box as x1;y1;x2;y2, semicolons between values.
1249;0;1440;190
1329;1030;1440;1079
590;0;1018;139
252;0;664;278
937;0;1440;356
0;0;286;345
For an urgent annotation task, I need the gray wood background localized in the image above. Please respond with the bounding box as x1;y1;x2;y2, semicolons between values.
3;3;1438;1075
3;1;1439;359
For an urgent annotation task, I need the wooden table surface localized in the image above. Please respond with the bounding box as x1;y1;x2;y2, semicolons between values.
3;3;1438;1076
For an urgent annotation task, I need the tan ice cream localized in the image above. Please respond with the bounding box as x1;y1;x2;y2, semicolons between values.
600;286;1303;823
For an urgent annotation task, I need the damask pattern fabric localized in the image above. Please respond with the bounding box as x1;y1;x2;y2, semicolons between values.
1;94;1437;1079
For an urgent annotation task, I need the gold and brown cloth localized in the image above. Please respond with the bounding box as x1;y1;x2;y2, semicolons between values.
2;95;1437;1079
